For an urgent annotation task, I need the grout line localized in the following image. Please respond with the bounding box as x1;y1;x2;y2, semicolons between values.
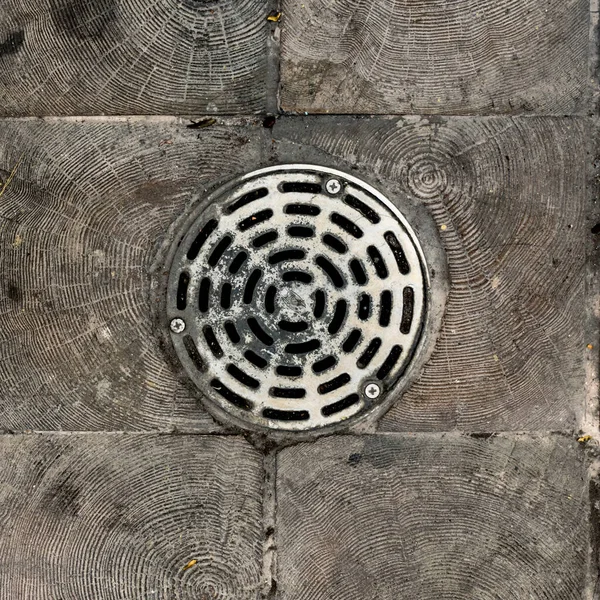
0;113;592;124
265;0;282;115
590;0;599;115
260;447;278;599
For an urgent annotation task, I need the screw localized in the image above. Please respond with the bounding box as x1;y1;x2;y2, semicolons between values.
170;318;186;334
325;179;342;195
364;382;381;399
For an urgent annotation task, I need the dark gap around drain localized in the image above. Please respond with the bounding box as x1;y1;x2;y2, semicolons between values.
285;339;321;354
265;286;277;314
238;209;273;231
322;394;359;417
269;249;305;264
263;408;309;421
350;259;368;285
281;182;322;194
368;245;388;279
270;386;306;399
187;219;217;260
358;293;371;320
253;230;279;248
245;350;268;369
328;299;347;335
385;231;410;275
312;355;337;373
377;345;403;380
282;270;312;284
199;277;211;313
244;269;262;304
211;379;252;410
224;321;240;343
279;320;308;332
203;325;223;358
177;272;190;310
313;290;325;318
342;329;362;353
357;338;382;368
183;335;204;372
288;225;315;238
227;187;268;214
285;203;321;216
220;283;232;309
248;317;274;346
379;290;392;327
229;251;248;274
276;365;303;377
315;256;345;288
401;287;414;334
318;373;351;395
227;364;260;389
208;235;232;267
330;213;363;238
344;194;381;224
322;233;348;254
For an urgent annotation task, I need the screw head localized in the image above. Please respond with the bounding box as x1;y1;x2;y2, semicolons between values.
325;179;342;195
170;318;186;334
364;382;381;399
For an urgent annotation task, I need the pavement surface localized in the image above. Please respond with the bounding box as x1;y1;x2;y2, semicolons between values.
0;1;598;598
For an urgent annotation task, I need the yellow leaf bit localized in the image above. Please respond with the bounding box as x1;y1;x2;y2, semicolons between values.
267;11;282;22
183;559;198;571
577;435;592;444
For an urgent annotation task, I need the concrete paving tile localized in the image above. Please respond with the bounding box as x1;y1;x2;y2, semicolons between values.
276;433;588;600
0;118;269;432
0;0;269;116
273;116;587;431
280;0;590;115
0;433;264;599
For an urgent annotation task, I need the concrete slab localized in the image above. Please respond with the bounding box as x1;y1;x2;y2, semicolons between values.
273;116;587;432
0;433;264;599
0;0;269;116
0;117;269;432
280;0;590;115
276;433;588;600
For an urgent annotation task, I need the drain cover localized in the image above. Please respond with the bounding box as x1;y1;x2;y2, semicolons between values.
164;165;428;432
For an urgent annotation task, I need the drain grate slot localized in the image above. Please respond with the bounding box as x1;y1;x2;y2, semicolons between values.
318;373;351;395
270;386;306;399
177;272;190;310
212;379;252;410
166;165;427;432
377;345;403;380
227;188;268;214
322;394;360;417
401;287;415;334
183;335;204;372
187;219;218;260
385;231;410;275
344;194;381;224
281;182;322;194
357;338;382;369
263;408;310;421
238;209;273;231
285;203;321;216
331;212;363;238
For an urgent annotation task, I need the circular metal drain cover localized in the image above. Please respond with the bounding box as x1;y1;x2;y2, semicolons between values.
164;165;428;432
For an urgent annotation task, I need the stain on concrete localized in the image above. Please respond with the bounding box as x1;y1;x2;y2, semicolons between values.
49;0;117;41
43;476;81;517
0;31;24;57
6;283;22;303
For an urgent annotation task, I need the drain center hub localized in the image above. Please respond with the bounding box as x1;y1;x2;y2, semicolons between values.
163;165;428;432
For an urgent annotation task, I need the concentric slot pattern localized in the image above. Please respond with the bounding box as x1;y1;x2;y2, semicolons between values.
167;168;427;431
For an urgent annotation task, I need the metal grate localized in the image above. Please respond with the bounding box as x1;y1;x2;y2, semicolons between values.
165;165;428;432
